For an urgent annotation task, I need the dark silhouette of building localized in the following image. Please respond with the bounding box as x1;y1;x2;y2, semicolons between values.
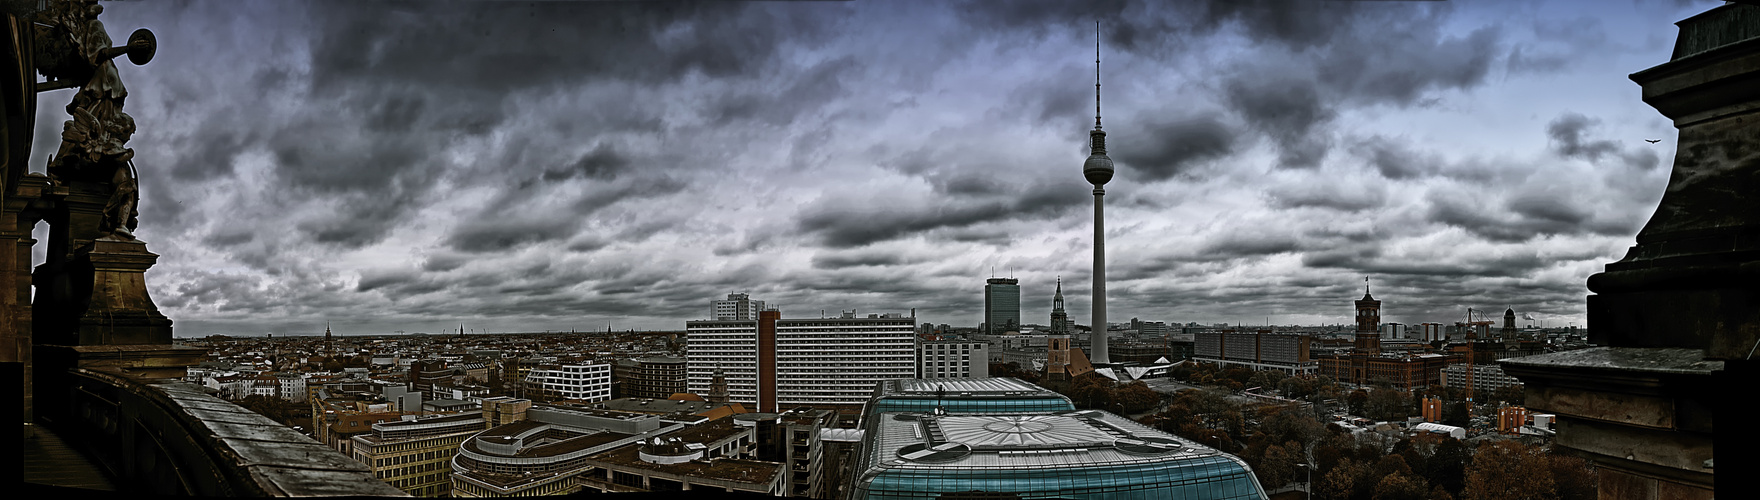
1505;5;1759;498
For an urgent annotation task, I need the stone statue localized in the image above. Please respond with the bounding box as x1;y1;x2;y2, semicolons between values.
35;0;153;239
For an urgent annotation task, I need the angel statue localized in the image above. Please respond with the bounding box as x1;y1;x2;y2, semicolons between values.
35;0;154;239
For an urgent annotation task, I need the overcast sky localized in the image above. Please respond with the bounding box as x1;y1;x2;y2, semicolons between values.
35;0;1720;336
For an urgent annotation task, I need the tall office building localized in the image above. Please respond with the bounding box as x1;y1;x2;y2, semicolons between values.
983;277;1020;335
686;310;917;411
712;292;767;320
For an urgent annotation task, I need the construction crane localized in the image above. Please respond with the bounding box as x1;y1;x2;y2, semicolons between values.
1455;308;1496;416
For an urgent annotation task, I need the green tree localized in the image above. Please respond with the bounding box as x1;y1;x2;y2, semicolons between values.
1347;389;1370;416
1170;362;1196;381
1253;406;1325;452
1489;385;1525;405
1462;441;1554;500
1279;376;1315;399
1422;438;1469;496
1314;429;1355;474
1255;441;1301;490
1367;388;1413;421
1549;453;1597;500
1248;370;1287;392
1442;401;1470;428
1317;458;1373;500
1114;381;1161;414
1372;473;1429;500
1221;366;1255;387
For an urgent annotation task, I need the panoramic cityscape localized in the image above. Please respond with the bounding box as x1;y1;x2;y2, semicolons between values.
8;1;1754;499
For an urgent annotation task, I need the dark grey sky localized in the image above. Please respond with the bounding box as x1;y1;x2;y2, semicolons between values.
36;0;1718;336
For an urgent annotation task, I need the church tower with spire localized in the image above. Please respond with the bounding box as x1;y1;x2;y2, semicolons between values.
1353;278;1382;356
1050;277;1070;334
707;364;730;405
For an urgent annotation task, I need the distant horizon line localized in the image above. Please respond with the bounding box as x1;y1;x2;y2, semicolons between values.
174;321;1579;339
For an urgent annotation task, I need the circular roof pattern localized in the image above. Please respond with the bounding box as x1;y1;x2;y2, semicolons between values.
982;419;1054;434
935;415;1114;447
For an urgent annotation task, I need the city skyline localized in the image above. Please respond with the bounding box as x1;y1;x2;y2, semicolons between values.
50;0;1717;337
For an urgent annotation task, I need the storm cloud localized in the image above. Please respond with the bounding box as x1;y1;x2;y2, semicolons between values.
24;0;1713;336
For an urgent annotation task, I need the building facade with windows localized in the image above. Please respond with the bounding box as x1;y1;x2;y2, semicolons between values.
1442;362;1523;394
1193;330;1316;375
353;412;483;497
687;310;918;412
915;340;989;379
983;277;1021;335
713;292;767;320
524;362;613;403
614;356;687;399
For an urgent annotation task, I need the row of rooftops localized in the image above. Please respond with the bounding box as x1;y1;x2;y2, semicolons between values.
176;332;684;381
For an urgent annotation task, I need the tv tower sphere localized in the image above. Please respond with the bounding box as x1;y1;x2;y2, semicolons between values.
1084;130;1114;186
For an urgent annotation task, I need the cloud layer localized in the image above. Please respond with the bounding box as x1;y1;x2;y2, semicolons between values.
28;0;1711;335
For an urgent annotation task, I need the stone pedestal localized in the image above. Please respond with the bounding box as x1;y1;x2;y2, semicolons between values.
71;237;172;346
1501;349;1717;499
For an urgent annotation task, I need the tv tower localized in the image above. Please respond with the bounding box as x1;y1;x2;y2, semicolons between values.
1085;21;1115;365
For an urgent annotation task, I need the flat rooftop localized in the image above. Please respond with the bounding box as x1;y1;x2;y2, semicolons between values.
598;398;738;415
867;409;1236;470
589;446;781;486
879;377;1062;399
663;418;745;445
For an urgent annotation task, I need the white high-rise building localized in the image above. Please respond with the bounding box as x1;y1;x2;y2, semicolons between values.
712;292;767;320
687;310;917;411
523;363;612;402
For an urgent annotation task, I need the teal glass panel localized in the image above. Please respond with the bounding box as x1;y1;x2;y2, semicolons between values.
857;455;1264;500
869;397;1074;416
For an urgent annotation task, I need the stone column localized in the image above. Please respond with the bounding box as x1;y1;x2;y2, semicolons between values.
2;173;53;437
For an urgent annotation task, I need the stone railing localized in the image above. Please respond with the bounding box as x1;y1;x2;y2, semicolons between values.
52;367;407;496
